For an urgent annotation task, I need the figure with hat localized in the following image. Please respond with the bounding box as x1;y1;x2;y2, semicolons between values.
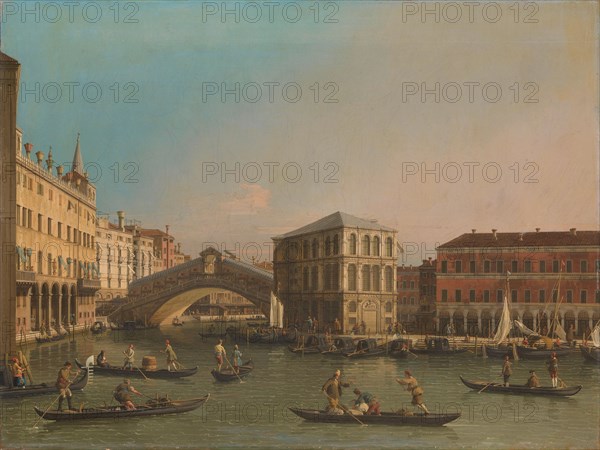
321;369;351;415
546;352;559;388
396;369;430;415
113;379;143;410
351;388;374;414
55;361;79;411
122;344;135;370
10;357;26;388
96;350;109;367
163;340;178;371
526;370;540;388
501;355;512;387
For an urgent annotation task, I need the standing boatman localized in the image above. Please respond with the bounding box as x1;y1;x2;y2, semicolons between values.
55;361;79;411
502;355;512;387
547;352;559;388
396;370;430;415
321;369;350;415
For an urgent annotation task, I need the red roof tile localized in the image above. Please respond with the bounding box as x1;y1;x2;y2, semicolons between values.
438;231;600;249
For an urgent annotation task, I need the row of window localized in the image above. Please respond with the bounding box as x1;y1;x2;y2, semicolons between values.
294;264;395;292
441;259;599;274
286;234;394;260
440;288;600;303
347;300;394;313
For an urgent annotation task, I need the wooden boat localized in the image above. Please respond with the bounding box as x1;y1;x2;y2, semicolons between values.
109;321;138;331
319;336;355;355
343;338;385;358
288;408;460;426
75;359;198;379
33;394;210;421
459;376;582;397
580;346;600;363
90;321;107;334
515;345;573;359
0;369;89;398
288;335;326;354
411;337;468;355
210;360;253;382
172;318;184;327
387;339;414;358
36;333;68;344
482;344;515;358
250;329;281;344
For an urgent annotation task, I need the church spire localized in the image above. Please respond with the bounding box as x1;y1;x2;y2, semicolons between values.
72;132;83;174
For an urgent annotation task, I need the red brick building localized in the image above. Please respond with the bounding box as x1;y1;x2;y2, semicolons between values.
435;228;600;337
397;265;420;329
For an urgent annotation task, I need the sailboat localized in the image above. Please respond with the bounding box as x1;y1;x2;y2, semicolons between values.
580;321;600;363
482;273;518;359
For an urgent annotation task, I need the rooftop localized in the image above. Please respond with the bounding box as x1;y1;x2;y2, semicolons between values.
438;230;600;249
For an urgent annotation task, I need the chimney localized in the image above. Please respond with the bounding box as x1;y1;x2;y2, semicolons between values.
535;228;540;233
518;232;523;241
24;142;33;159
471;229;476;234
56;165;64;177
492;229;497;240
570;228;577;236
35;150;44;166
117;211;125;231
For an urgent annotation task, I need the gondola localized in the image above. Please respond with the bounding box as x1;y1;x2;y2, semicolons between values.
36;333;68;344
482;345;515;358
210;360;254;382
33;395;210;421
90;321;107;334
288;335;326;354
343;338;386;358
410;337;468;355
0;369;89;398
319;336;355;355
580;346;600;363
515;345;573;359
250;330;281;344
387;338;414;358
459;376;582;397
75;359;198;379
288;408;460;426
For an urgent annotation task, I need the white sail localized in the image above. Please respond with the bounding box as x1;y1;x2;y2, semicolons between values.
514;320;539;337
493;295;512;344
591;323;600;348
553;321;567;341
269;292;284;328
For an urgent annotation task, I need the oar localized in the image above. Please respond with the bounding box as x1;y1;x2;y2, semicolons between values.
407;349;419;359
222;354;245;383
478;378;501;394
135;367;150;381
557;377;568;388
32;378;77;428
323;391;366;426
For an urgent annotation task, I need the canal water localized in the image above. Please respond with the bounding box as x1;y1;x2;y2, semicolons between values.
1;321;598;449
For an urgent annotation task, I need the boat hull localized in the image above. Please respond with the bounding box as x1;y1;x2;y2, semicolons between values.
0;369;89;398
459;376;581;397
75;359;198;379
515;346;573;359
288;408;460;426
580;346;600;363
33;395;209;421
211;361;253;382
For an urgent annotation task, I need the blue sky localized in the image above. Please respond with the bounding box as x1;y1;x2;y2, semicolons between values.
3;1;598;264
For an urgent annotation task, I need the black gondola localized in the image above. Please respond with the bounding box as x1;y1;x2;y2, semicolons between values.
210;360;254;382
36;333;68;344
319;336;356;355
109;321;138;331
482;344;515;358
343;338;385;358
411;337;468;355
90;321;107;334
580;346;600;363
288;408;460;426
288;335;326;354
75;359;198;379
0;369;89;398
459;376;582;397
33;395;210;421
515;345;573;359
387;338;413;358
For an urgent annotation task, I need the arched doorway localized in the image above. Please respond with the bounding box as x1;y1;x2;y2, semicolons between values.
437;310;450;335
453;310;464;335
563;311;575;336
577;311;589;337
70;285;77;325
481;310;492;338
522;311;534;331
61;285;69;327
467;310;479;336
41;283;50;331
30;283;40;331
361;299;379;334
51;283;60;329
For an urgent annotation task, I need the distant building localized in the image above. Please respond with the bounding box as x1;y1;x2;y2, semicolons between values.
435;228;600;337
273;211;398;333
396;265;420;330
416;258;437;333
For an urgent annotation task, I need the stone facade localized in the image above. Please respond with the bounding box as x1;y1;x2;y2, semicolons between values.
273;211;398;333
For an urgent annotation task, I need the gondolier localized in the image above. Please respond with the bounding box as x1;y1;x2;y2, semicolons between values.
10;358;26;387
502;355;512;387
123;344;135;370
396;370;430;415
321;369;350;415
214;339;226;372
56;361;79;411
113;379;143;410
547;352;559;388
163;340;178;371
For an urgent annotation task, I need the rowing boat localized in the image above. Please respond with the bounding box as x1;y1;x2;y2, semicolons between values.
459;376;581;397
33;395;209;421
0;369;89;398
580;346;600;363
75;359;198;379
210;360;254;382
515;346;573;359
288;408;460;426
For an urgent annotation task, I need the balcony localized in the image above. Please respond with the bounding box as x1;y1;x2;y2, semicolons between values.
77;278;101;290
16;270;36;283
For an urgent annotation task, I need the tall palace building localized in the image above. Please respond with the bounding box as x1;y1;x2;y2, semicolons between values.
435;228;600;338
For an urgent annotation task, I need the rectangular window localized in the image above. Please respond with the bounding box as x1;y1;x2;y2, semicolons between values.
410;281;415;289
552;289;558;302
511;290;517;302
441;290;448;302
28;179;32;190
511;260;518;273
67;226;71;242
566;260;572;273
455;290;462;302
441;261;447;273
483;290;490;303
497;289;503;302
469;260;475;273
37;251;43;274
38;214;43;232
496;260;504;274
566;290;573;303
455;261;462;274
524;260;531;273
28;210;32;228
47;218;52;236
49;189;53;201
16;205;21;226
580;290;587;304
484;260;491;273
596;291;600;303
57;222;62;239
539;261;546;273
37;182;43;195
539;290;545;303
580;260;588;273
469;290;475;302
524;290;531;303
553;260;559;273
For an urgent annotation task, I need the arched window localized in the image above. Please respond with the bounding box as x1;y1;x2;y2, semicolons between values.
386;237;393;257
372;265;381;291
385;301;392;313
325;236;331;256
373;236;380;256
385;266;393;292
303;240;309;259
362;235;370;256
349;234;357;255
348;264;357;291
349;301;357;313
362;265;371;291
303;267;309;291
333;264;339;291
333;234;339;255
312;239;319;259
311;266;318;290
